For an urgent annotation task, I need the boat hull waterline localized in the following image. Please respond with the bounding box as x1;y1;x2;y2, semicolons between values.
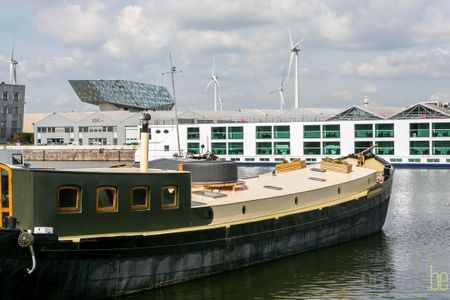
0;175;392;299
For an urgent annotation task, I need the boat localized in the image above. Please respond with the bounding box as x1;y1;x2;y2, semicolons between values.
0;115;393;299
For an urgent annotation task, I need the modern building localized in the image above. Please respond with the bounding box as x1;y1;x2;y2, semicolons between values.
0;82;25;141
30;100;450;166
69;80;174;111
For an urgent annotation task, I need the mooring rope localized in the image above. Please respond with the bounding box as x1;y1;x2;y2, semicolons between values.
18;229;36;274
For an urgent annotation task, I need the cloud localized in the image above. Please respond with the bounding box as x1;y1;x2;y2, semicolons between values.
361;84;377;94
36;1;111;46
338;48;450;78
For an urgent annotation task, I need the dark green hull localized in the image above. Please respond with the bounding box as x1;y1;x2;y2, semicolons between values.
0;174;392;299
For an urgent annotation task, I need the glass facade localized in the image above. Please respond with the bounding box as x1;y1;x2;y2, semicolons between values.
274;125;290;139
355;141;373;153
274;142;290;155
323;124;340;138
432;123;450;137
187;142;200;154
256;142;272;155
355;124;373;138
256;126;272;139
304;125;321;138
375;141;394;155
322;141;340;155
432;141;450;155
187;127;199;140
228;142;244;155
410;123;429;137
228;127;243;139
410;141;429;155
375;124;394;138
211;127;226;139
211;142;226;155
69;80;174;110
304;142;321;155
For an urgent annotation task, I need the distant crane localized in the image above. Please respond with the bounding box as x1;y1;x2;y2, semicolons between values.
270;68;286;110
205;54;222;111
9;46;18;85
287;28;303;109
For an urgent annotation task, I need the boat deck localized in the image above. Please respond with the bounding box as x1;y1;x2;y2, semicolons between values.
191;164;376;207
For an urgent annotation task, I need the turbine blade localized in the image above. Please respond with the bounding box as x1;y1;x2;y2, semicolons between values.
212;53;215;76
213;78;221;87
270;90;279;94
288;27;294;48
205;80;213;91
280;68;286;88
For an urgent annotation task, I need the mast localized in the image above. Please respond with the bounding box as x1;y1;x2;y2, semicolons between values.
168;53;181;156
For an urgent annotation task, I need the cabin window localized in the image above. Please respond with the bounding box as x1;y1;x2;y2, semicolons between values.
161;186;178;209
96;186;117;212
57;186;81;213
131;186;149;210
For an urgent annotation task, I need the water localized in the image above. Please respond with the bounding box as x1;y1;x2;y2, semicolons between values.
121;168;450;299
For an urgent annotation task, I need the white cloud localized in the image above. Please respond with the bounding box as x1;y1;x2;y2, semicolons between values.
361;84;377;94
37;1;110;46
338;48;450;78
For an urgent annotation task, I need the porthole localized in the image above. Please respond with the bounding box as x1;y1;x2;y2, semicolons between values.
338;187;341;195
163;129;169;134
242;205;246;214
155;130;161;134
295;197;298;205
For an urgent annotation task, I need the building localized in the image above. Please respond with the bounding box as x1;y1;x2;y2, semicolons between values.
0;82;25;141
69;80;174;111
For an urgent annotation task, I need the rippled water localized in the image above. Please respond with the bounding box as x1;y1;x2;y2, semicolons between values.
121;168;450;299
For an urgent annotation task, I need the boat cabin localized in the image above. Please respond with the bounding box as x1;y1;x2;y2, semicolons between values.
0;163;213;236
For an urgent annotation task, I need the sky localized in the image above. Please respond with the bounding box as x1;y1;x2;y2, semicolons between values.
1;0;450;113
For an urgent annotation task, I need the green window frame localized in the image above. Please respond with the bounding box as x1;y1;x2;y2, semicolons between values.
322;142;341;155
432;123;450;137
355;141;373;153
323;124;340;138
274;142;290;155
228;142;244;155
256;126;272;139
274;125;290;139
375;141;394;155
211;127;226;139
187;142;200;154
409;141;429;155
187;127;200;140
256;142;272;155
211;142;226;155
375;124;394;138
228;127;244;139
304;125;321;138
304;142;321;155
355;124;373;138
410;123;429;137
432;141;450;155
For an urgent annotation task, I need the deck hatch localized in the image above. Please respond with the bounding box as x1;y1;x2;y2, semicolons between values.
192;190;227;198
308;177;326;182
263;185;283;190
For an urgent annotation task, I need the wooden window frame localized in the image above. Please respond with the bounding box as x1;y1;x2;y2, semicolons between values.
161;185;178;209
57;186;81;213
131;186;150;210
96;186;117;212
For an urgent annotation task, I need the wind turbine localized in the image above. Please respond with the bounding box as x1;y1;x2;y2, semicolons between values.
270;69;286;110
218;88;224;111
9;45;18;85
205;54;221;111
287;28;303;109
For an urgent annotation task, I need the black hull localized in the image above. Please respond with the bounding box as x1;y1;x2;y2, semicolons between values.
0;176;392;299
